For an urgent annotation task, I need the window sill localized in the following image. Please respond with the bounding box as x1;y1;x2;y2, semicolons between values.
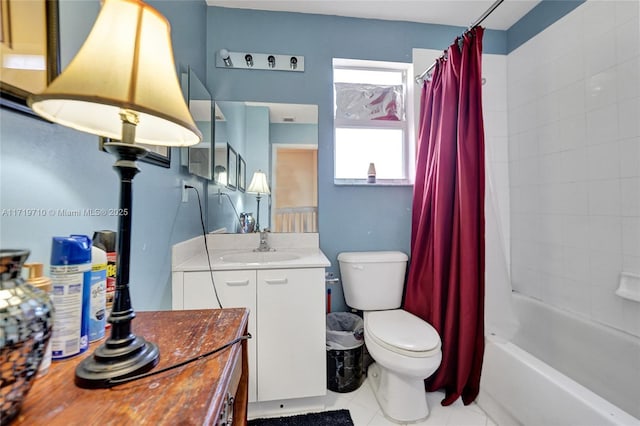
334;179;413;187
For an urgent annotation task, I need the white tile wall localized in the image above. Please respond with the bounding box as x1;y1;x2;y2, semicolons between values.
412;49;511;282
483;54;511;272
507;0;640;337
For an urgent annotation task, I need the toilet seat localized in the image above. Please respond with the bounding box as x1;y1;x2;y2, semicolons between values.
366;310;441;358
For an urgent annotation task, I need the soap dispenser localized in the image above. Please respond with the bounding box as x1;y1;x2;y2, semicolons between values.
367;162;376;183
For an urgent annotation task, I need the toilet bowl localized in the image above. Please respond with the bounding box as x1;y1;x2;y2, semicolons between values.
364;310;442;423
337;251;442;424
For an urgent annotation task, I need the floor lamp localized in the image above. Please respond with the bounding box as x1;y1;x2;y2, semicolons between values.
28;0;202;388
247;170;271;232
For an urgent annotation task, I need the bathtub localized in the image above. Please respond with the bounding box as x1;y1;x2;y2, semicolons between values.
478;293;640;426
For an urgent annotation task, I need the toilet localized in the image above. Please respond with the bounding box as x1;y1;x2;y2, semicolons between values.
337;251;442;424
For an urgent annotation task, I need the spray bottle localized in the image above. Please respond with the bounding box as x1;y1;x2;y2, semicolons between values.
50;235;92;359
23;262;53;376
93;230;116;331
90;245;107;341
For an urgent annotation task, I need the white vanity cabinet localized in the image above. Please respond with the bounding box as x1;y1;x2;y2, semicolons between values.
256;268;326;401
174;266;326;404
179;270;258;401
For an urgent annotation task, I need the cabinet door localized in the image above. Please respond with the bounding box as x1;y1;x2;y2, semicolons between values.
257;268;326;401
183;270;258;402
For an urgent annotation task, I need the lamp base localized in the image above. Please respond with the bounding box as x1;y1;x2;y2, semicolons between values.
74;138;158;389
75;336;159;389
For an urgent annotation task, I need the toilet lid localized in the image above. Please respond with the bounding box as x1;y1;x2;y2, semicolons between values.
366;310;441;355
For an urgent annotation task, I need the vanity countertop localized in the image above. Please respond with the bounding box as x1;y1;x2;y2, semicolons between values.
173;247;330;271
172;233;330;272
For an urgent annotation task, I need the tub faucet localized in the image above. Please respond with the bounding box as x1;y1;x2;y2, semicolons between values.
255;229;273;252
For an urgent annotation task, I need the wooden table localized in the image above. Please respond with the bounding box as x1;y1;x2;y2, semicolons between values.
14;308;249;426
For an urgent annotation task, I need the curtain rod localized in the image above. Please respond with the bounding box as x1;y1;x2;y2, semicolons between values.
414;0;504;85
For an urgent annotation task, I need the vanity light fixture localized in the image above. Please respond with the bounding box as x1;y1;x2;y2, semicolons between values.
215;49;304;72
220;48;233;67
28;0;201;388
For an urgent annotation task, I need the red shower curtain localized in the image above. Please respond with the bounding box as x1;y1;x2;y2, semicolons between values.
404;27;485;406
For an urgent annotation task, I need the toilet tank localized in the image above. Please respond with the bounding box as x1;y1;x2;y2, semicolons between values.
337;251;409;311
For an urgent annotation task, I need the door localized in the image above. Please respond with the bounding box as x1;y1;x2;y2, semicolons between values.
272;146;318;232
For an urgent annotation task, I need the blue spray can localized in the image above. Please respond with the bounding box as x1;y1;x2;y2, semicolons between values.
50;235;92;359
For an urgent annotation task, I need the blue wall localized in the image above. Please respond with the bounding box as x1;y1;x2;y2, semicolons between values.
205;7;507;310
0;0;208;310
271;123;318;145
0;0;575;312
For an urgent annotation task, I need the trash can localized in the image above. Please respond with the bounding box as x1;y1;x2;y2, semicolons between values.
326;312;365;393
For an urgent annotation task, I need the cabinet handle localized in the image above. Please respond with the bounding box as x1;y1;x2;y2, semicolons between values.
264;278;288;285
226;280;250;286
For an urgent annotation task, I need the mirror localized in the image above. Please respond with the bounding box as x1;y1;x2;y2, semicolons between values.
184;68;214;179
214;101;318;232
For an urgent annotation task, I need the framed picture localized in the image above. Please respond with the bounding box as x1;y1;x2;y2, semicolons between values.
227;144;237;190
140;143;171;168
0;0;60;116
238;155;246;192
99;137;171;168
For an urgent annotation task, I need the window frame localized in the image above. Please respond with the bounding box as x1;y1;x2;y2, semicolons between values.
332;58;415;186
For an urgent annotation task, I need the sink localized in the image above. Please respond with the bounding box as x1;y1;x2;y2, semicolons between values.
220;251;301;264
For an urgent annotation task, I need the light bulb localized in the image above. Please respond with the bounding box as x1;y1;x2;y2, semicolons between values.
220;49;232;67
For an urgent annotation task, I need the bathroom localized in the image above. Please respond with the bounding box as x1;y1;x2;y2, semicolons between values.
1;0;638;424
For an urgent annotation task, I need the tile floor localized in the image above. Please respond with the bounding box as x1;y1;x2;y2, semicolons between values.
324;377;497;426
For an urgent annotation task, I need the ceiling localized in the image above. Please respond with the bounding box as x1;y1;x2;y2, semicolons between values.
205;0;541;31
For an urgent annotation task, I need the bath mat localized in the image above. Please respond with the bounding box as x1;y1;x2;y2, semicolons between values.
248;409;354;426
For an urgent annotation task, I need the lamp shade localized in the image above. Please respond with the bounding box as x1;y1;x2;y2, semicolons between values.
28;0;201;147
214;165;228;186
247;170;270;195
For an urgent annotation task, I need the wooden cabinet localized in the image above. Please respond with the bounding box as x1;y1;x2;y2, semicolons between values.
15;309;249;426
174;267;326;404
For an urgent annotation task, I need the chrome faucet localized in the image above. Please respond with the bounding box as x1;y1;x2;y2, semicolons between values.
255;229;273;252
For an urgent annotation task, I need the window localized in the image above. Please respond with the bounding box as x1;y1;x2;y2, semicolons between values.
333;58;414;185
